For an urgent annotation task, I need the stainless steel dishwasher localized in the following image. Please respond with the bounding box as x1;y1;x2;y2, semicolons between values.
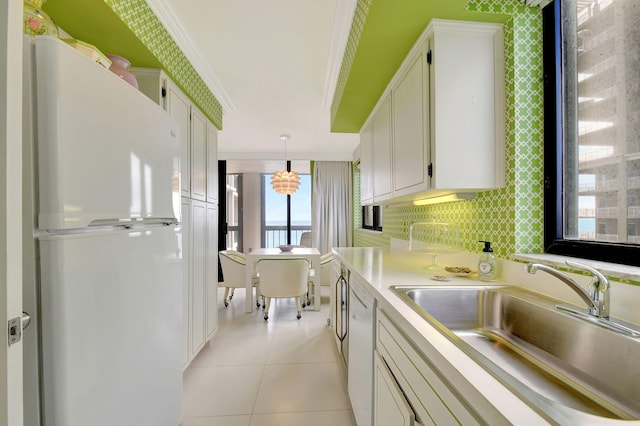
348;275;375;426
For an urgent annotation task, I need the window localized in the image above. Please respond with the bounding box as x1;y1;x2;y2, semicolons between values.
362;205;383;231
544;0;640;265
261;174;311;247
225;174;242;251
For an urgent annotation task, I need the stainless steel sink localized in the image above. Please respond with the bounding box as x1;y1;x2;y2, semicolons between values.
391;285;640;420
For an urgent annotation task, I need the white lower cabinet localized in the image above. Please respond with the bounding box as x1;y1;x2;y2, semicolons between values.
190;200;207;357
181;197;219;368
205;203;218;339
181;198;192;368
375;308;507;425
374;351;417;426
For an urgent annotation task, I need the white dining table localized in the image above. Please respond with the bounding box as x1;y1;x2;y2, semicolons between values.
245;247;321;313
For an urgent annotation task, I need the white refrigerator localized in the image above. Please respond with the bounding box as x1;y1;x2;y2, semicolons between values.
22;36;183;426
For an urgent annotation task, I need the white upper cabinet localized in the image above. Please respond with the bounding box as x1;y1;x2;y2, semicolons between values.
372;94;393;202
392;48;429;198
428;19;505;191
206;122;218;204
359;18;504;203
360;121;374;205
131;68;220;202
359;93;392;205
164;82;192;198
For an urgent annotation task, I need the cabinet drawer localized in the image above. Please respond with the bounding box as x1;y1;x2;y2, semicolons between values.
377;309;480;425
375;351;418;426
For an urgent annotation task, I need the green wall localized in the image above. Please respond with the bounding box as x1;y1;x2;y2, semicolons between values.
354;0;544;260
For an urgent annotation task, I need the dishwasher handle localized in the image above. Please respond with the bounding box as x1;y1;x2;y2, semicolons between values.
335;275;348;342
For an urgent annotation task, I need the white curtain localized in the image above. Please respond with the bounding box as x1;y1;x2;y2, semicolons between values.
312;161;353;254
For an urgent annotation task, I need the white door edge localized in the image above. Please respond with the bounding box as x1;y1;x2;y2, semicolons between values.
1;0;24;424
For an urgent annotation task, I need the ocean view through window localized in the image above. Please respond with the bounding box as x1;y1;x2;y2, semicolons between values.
262;173;311;247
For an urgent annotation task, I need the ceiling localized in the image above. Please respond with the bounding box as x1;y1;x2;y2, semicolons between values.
148;0;360;163
41;0;511;171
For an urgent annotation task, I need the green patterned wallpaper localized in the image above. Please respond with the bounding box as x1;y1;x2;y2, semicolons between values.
354;0;544;260
105;0;223;128
330;0;373;129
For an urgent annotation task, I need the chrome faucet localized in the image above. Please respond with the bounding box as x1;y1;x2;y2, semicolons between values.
525;261;610;319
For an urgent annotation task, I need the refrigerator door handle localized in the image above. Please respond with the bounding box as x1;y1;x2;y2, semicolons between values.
89;218;179;227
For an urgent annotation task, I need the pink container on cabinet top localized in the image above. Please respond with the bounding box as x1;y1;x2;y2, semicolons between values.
106;54;139;89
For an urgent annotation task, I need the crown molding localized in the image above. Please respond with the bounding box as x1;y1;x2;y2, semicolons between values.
144;0;236;113
321;0;358;109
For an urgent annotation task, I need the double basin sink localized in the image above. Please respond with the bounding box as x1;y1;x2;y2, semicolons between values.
391;284;640;421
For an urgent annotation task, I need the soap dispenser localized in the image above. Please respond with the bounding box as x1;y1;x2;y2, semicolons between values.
478;241;497;282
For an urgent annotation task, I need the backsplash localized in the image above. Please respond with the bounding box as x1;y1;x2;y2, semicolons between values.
354;0;544;260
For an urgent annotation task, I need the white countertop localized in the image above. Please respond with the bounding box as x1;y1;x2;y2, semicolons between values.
332;246;636;425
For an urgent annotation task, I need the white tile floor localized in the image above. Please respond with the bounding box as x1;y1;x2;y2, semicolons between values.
180;285;356;426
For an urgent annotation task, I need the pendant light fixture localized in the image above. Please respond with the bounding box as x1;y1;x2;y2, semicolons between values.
271;135;300;195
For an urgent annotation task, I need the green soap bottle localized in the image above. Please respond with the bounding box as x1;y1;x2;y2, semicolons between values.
478;241;497;282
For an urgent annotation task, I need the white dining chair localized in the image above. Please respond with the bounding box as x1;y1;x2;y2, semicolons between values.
257;258;310;321
299;231;312;247
218;250;260;308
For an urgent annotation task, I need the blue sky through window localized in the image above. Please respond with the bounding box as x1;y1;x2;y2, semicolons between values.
264;174;311;226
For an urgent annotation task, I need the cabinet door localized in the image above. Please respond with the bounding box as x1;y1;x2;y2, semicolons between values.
205;203;218;339
129;67;167;109
206;122;218;204
375;352;416;426
180;198;192;368
190;108;207;201
372;95;393;201
168;84;191;197
430;23;504;190
190;200;207;356
393;48;429;197
360;122;374;205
